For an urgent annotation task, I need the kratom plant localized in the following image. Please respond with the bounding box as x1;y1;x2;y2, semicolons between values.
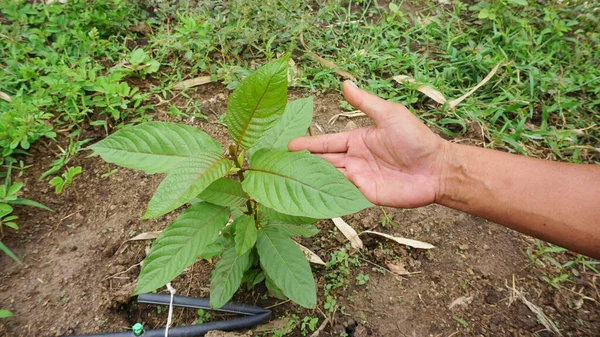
90;55;372;308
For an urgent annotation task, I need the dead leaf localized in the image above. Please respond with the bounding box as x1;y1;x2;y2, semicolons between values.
295;242;325;265
393;75;447;105
448;63;501;108
448;294;474;309
328;110;366;125
128;231;162;241
0;91;11;103
332;217;363;249
288;58;300;85
300;34;356;81
256;317;292;332
172;76;213;90
385;261;410;276
360;230;435;249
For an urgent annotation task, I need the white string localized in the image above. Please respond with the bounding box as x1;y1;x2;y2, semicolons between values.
165;282;176;337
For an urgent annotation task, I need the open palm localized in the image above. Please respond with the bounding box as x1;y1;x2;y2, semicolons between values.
289;81;448;208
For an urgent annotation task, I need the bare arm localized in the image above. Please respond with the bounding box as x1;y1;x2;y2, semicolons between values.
439;143;600;259
289;81;600;259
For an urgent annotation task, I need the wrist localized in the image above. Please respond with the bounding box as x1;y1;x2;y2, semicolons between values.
435;141;465;207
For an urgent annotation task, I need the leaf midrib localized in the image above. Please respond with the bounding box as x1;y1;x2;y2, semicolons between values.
248;167;355;201
261;230;306;292
235;76;276;146
143;206;228;274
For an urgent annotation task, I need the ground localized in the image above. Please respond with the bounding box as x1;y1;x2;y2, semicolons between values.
1;84;599;337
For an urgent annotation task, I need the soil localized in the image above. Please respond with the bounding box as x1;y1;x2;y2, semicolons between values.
1;83;599;337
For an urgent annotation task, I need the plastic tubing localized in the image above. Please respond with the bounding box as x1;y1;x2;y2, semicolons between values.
64;294;271;337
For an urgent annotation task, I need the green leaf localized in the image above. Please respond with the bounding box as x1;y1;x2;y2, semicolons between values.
233;215;257;256
226;57;289;149
199;241;226;260
261;206;317;224
197;178;249;207
0;309;13;318
7;182;23;196
264;223;319;238
135;202;229;294
256;227;316;308
265;275;287;300
506;0;528;5
249;97;313;156
89;122;221;174
9;198;52;211
209;246;250;309
0;204;13;217
243;149;373;219
143;152;231;219
129;49;147;65
4;222;18;230
0;241;21;264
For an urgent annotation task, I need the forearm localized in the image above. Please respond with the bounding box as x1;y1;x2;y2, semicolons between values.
437;142;600;259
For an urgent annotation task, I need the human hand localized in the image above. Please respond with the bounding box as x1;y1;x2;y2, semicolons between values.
288;81;449;208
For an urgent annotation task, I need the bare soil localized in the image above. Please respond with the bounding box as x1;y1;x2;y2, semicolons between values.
1;83;599;337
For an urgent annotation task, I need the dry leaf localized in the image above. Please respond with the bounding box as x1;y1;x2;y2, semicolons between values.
332;217;363;249
288;58;300;85
0;91;11;103
172;76;213;90
300;34;356;81
385;261;410;276
295;242;325;265
448;294;474;309
129;231;162;241
361;230;434;249
343;120;358;131
328;110;366;125
393;75;447;105
448;63;501;108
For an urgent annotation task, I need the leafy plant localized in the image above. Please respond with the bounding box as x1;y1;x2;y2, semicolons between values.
113;49;160;78
90;56;372;308
49;166;83;194
0;165;51;263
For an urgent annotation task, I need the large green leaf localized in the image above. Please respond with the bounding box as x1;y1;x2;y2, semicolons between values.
209;246;250;309
256;227;316;308
89;122;221;174
197;178;249;207
226;57;289;149
143;152;231;219
0;241;21;264
261;206;317;224
135;202;229;294
243;149;373;218
263;223;319;238
248;97;313;156
233;215;257;256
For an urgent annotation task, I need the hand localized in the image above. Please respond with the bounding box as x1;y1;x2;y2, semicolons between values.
288;81;449;208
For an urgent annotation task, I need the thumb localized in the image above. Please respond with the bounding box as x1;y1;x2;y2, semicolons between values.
342;81;409;126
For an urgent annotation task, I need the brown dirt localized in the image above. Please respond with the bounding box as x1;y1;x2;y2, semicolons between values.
1;83;599;337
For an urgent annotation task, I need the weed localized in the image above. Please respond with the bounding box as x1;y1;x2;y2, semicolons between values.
195;309;211;325
300;316;318;336
355;273;370;286
49;166;83;194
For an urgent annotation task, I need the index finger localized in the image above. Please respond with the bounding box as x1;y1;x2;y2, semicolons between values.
288;132;350;153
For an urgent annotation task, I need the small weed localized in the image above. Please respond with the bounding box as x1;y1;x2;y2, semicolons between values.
300;316;318;336
355;273;370;286
49;166;83;194
195;309;211;325
453;315;469;328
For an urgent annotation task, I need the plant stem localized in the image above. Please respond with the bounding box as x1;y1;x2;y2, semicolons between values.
231;145;254;215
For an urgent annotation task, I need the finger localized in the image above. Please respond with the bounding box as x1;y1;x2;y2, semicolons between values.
288;132;350;153
316;153;346;168
342;80;410;126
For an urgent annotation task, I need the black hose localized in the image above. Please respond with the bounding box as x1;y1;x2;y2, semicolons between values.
63;294;271;337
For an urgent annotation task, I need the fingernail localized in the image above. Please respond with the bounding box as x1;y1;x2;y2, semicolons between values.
345;81;358;89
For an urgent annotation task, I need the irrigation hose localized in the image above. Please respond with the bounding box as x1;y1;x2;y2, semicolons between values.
63;294;271;337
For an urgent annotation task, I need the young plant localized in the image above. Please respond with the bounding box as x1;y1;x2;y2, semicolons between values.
49;166;83;194
90;55;372;308
0;166;51;263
